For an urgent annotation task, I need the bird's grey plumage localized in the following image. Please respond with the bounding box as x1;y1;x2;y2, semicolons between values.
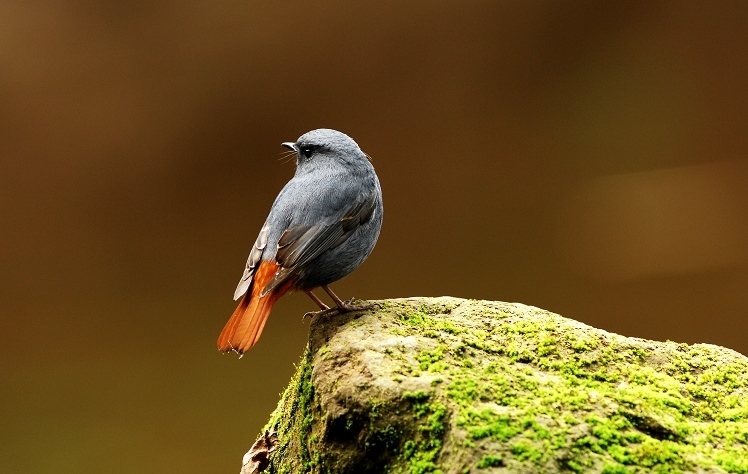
233;128;383;300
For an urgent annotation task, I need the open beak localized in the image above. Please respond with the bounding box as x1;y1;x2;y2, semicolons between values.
281;142;297;151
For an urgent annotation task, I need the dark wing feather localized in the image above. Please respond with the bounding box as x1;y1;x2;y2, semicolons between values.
261;191;377;296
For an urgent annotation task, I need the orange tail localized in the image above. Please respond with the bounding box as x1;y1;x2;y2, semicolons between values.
217;261;292;354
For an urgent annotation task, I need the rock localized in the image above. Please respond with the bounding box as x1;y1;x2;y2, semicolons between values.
251;297;748;474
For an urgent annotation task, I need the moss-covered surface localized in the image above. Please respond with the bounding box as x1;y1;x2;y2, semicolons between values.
256;297;748;474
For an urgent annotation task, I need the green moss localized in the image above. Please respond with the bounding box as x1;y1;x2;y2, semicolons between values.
461;409;522;441
421;298;747;472
476;454;503;468
417;345;448;371
401;390;446;473
510;440;543;462
396;304;466;337
261;347;315;474
601;463;632;474
716;451;748;474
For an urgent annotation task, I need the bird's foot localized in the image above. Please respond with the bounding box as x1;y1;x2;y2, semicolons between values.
335;298;373;313
302;307;339;322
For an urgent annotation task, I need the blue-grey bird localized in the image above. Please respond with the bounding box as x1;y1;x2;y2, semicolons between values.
218;129;383;354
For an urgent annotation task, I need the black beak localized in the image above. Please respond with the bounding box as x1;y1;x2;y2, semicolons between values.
281;142;297;151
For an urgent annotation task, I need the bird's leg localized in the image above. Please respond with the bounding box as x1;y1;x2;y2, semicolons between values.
305;290;329;310
322;285;370;312
303;290;334;321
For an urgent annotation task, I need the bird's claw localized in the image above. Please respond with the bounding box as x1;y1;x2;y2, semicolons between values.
336;298;374;313
302;307;339;322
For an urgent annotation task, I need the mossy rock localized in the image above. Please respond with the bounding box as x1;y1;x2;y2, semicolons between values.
254;297;748;474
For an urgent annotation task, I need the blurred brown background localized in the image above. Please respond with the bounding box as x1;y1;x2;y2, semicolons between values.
1;1;746;472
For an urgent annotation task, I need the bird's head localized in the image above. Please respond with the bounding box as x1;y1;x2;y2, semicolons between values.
282;129;370;172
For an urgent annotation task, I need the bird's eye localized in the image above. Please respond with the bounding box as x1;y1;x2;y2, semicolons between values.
302;147;313;158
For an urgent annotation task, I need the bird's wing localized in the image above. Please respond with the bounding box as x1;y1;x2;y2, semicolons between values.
261;188;377;296
233;224;270;300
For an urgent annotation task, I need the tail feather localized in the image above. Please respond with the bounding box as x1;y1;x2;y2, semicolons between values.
217;261;293;354
236;293;276;352
217;293;251;351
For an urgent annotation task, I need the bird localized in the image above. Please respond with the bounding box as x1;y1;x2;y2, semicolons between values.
217;129;383;355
